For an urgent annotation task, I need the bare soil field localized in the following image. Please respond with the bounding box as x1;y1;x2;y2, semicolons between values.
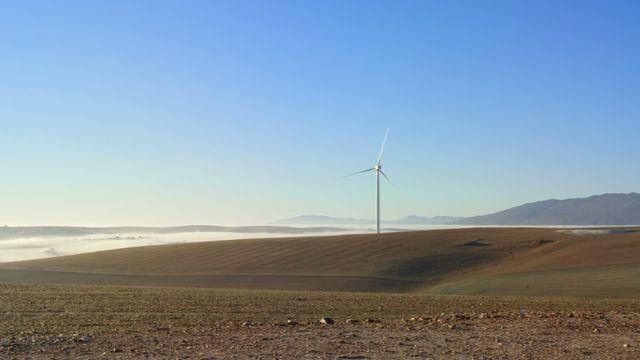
3;228;640;297
2;283;640;359
0;269;419;293
3;228;640;358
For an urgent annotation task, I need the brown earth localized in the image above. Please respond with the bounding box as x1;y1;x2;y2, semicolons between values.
0;269;418;292
2;283;640;359
2;227;640;297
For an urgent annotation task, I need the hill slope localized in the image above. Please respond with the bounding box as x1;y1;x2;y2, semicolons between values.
0;229;541;279
2;227;640;297
458;193;640;225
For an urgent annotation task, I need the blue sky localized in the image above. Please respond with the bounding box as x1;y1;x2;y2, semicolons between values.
1;0;639;225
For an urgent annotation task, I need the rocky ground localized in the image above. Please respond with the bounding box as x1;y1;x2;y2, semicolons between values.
2;284;640;359
3;311;640;359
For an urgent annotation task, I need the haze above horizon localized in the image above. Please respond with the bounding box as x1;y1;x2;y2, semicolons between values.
2;1;639;226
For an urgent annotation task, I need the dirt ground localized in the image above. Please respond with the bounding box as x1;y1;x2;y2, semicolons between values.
2;283;640;359
2;313;640;359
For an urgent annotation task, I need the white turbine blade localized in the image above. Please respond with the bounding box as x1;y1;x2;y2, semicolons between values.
380;170;394;185
338;168;375;179
376;128;389;166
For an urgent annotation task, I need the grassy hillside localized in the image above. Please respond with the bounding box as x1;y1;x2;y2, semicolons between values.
2;228;640;297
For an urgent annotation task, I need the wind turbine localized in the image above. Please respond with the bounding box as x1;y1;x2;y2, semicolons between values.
343;129;391;234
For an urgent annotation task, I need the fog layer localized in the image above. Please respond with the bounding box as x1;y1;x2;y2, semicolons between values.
0;224;492;263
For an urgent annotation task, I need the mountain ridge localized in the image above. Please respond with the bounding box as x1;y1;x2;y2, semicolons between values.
458;193;640;225
277;193;640;226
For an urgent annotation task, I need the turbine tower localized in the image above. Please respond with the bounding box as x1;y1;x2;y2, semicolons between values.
343;129;391;234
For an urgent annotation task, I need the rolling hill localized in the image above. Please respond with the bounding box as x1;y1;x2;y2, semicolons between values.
2;227;640;297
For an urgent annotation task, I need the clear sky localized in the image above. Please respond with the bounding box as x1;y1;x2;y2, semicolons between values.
1;0;639;226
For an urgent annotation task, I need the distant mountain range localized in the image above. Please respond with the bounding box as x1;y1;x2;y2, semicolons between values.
274;215;464;225
277;193;640;226
273;215;373;225
395;215;465;225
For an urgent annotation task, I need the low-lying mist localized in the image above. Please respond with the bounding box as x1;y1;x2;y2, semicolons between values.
0;224;472;263
0;231;337;263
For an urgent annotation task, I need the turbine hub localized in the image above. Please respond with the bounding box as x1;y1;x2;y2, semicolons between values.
375;164;381;171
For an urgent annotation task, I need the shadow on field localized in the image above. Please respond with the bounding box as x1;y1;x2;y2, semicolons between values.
0;269;421;293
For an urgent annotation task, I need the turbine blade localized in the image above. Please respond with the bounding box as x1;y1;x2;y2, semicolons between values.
380;170;393;184
338;168;375;179
376;128;389;166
